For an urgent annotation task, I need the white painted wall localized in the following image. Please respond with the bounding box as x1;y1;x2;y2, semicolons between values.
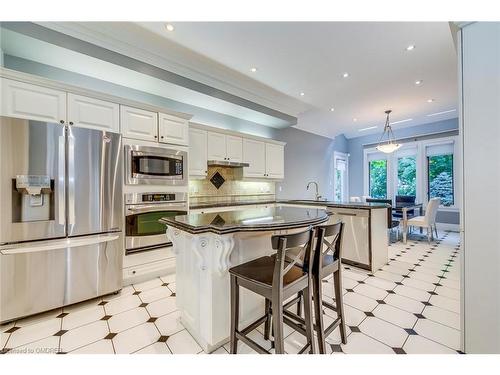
461;22;500;354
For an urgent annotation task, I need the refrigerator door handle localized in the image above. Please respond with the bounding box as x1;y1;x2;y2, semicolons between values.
57;135;66;226
0;234;120;255
67;135;76;227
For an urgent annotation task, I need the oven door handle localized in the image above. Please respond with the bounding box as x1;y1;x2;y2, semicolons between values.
126;203;188;214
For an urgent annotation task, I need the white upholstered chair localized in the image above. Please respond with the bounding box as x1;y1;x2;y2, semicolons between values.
407;198;441;243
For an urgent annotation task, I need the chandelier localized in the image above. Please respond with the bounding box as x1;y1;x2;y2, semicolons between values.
376;110;401;153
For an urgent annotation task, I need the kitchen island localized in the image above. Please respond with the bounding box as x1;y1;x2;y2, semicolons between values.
161;205;329;353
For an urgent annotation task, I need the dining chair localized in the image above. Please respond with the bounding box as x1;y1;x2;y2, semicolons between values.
406;198;441;243
393;195;416;218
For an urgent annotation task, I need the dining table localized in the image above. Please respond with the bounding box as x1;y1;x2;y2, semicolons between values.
392;203;423;244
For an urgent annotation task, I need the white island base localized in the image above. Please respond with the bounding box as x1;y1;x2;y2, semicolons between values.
168;227;280;353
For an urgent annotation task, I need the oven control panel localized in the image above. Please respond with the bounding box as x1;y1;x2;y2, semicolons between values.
125;192;188;205
141;193;176;202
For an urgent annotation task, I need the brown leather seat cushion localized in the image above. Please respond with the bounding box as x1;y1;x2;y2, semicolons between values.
229;256;306;287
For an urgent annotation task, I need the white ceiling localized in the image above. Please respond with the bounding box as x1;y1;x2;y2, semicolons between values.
137;22;458;139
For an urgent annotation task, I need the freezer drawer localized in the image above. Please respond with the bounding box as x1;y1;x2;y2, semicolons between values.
0;233;123;323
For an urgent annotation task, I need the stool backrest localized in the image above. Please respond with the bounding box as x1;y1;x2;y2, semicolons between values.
313;222;344;273
271;228;314;290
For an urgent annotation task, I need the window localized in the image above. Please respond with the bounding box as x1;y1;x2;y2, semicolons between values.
334;152;348;202
369;159;387;198
427;154;454;206
364;137;458;209
397;156;417;196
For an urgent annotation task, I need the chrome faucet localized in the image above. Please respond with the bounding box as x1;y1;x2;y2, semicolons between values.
306;181;322;201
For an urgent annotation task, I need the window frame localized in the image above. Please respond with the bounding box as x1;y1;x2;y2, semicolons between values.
363;135;460;211
333;151;349;202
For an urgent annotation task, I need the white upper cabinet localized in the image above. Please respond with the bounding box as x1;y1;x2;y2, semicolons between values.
67;93;119;132
265;143;285;179
158;112;189;146
243;138;266;178
226;135;243;162
121;105;158;142
207;131;227;161
1;78;66;124
189;128;208;177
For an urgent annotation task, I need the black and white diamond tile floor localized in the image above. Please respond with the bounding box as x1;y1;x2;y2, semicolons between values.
0;232;462;354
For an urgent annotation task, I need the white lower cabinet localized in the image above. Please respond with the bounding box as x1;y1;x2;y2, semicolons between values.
159;112;189;146
67;93;119;132
120;105;158;141
123;246;176;286
1;78;66;124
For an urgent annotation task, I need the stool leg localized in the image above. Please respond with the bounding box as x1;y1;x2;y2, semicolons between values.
271;293;285;354
230;275;239;354
264;298;271;341
303;284;316;354
333;269;347;344
312;274;326;353
296;291;303;317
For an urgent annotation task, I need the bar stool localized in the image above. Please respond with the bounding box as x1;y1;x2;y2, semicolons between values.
268;222;347;353
228;228;316;354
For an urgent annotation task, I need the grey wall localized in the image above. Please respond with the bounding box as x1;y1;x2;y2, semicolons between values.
346;118;460;224
3;55;348;201
272;129;347;200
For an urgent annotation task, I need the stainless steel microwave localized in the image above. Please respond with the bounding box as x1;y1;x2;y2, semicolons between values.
124;145;188;186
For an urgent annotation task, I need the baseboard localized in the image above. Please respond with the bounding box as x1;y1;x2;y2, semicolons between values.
436;223;460;232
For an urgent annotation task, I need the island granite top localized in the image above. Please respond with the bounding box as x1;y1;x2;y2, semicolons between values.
161;206;330;235
189;199;390;210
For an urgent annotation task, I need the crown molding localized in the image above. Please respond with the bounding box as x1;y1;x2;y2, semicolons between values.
34;22;309;118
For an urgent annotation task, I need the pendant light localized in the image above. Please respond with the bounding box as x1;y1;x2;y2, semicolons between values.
376;110;401;153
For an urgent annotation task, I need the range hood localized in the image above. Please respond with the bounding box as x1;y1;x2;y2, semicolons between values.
207;160;250;168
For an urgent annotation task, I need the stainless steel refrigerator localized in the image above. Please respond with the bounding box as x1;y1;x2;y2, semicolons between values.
0;116;123;323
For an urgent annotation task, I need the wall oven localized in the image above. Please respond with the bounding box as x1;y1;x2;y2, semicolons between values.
125;192;188;255
125;144;188;186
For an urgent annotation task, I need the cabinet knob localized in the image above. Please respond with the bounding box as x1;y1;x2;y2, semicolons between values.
60;120;65;124
161;136;164;139
154;135;158;139
69;121;74;125
132;270;136;274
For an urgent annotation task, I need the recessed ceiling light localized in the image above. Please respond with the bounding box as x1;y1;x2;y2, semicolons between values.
300;92;305;96
427;98;435;103
359;126;378;132
250;67;258;73
390;118;413;125
415;80;423;85
330;107;335;112
165;24;175;32
343;72;349;78
353;118;357;122
427;109;457;117
406;45;416;51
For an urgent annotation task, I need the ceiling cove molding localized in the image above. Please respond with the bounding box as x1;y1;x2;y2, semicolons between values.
1;21;298;126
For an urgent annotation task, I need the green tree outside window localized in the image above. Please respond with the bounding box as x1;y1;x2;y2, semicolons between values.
369;159;387;198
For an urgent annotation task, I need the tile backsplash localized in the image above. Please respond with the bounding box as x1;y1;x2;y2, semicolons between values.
189;166;275;205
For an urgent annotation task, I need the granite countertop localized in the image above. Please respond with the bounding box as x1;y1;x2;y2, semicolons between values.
280;200;390;209
189;200;276;210
161;206;330;235
188;199;390;210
